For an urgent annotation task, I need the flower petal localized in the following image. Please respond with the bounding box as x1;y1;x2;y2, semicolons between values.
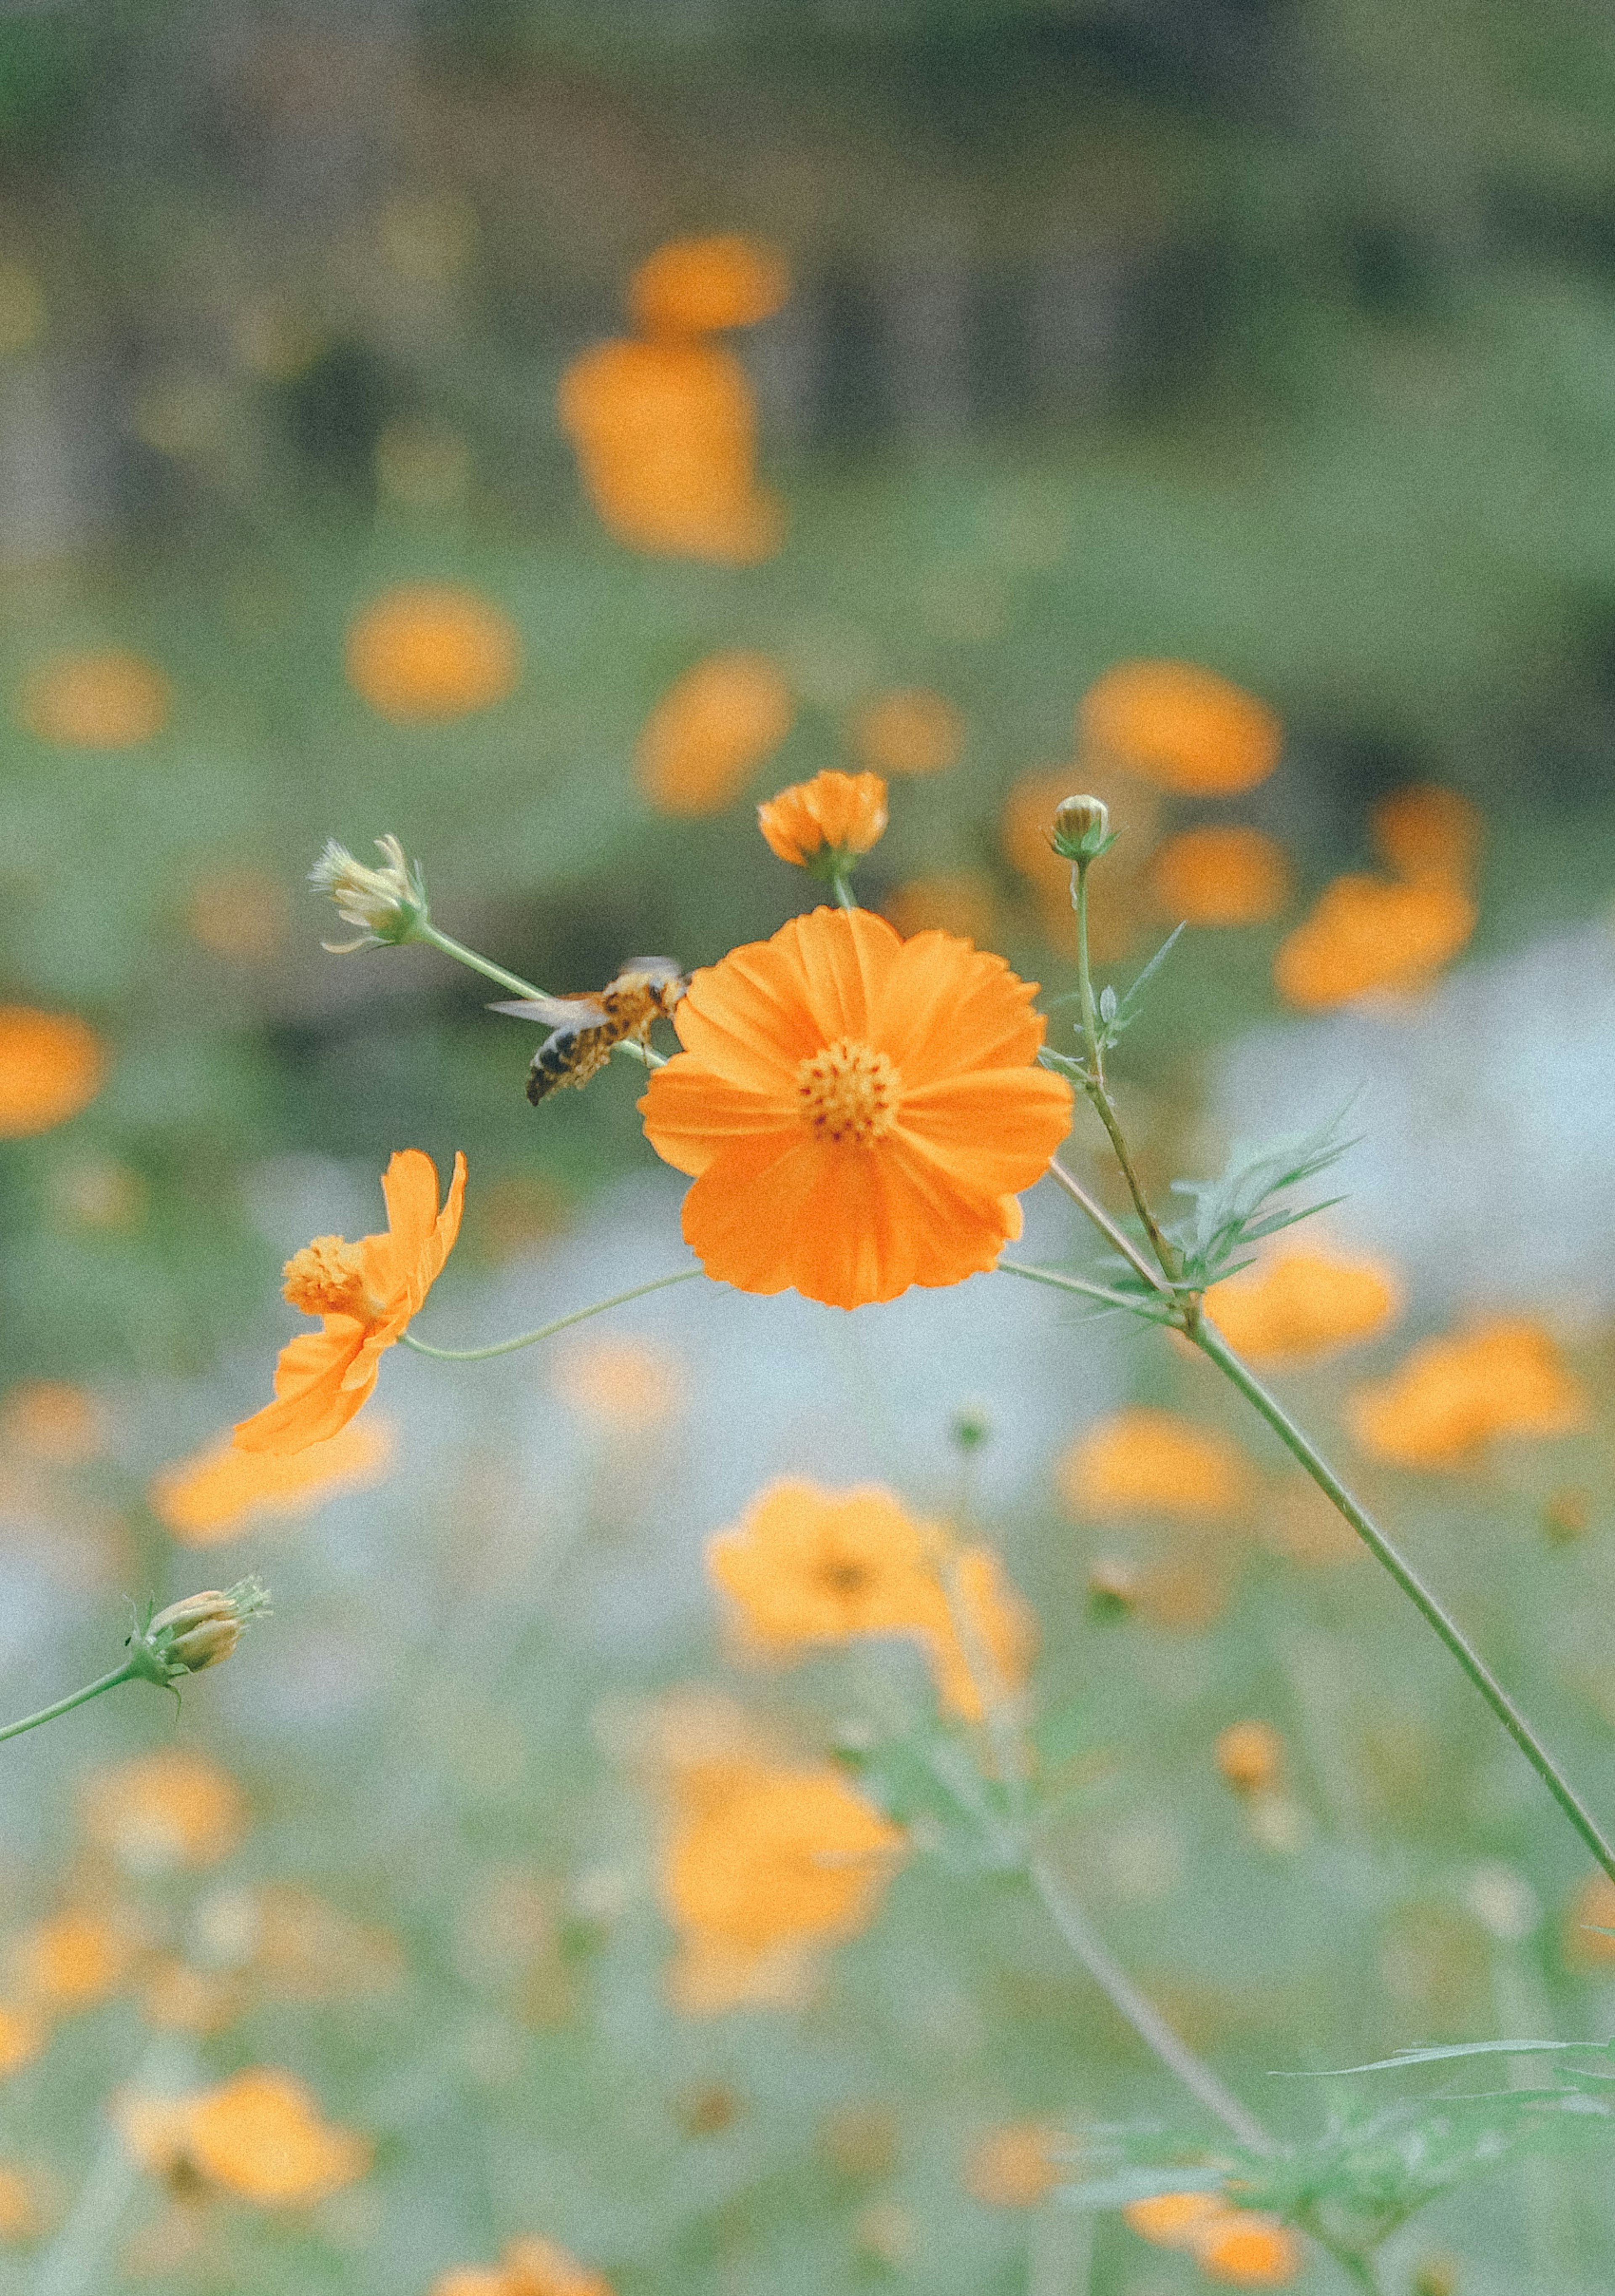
380;1149;441;1263
872;931;1047;1078
895;1068;1073;1195
232;1325;378;1455
641;1057;800;1176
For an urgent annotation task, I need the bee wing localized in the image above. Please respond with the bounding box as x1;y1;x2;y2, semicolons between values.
488;995;612;1029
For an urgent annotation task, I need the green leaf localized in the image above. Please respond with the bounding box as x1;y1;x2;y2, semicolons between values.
1275;2040;1606;2076
1105;922;1185;1040
1163;1106;1359;1287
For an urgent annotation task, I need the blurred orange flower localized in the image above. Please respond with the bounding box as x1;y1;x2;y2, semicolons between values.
1204;1247;1401;1365
1059;1408;1254;1518
0;1380;103;1463
559;337;783;561
963;2122;1061;2207
0;1008;105;1138
434;2238;613;2296
757;770;887;867
234;1148;466;1455
1215;1720;1284;1795
79;1749;246;1873
18;649;171;747
663;1759;903;1957
1149;826;1292;927
0;2164;42;2241
11;1911;135;2012
1197;2217;1303;2285
1370;783;1482;885
0;2005;47;2079
1124;2191;1225;2248
151;1417;394;1544
1562;1873;1615;1972
883;872;995;944
552;1336;684;1429
641;908;1071;1308
119;2068;370;2205
636;652;794;815
1349;1319;1586;1467
851;688;965;776
346;584;521;722
1273;874;1475;1008
629;233;789;337
1080;661;1282;795
706;1479;1033;1721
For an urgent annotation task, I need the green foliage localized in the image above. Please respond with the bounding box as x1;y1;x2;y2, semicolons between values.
1160;1111;1360;1293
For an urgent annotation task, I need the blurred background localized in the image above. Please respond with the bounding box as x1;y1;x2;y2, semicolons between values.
5;3;1615;2291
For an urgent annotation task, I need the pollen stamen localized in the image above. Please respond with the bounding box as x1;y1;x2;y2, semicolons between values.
281;1236;375;1320
794;1038;902;1145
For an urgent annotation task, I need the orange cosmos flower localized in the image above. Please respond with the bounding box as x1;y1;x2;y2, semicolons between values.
1204;1247;1400;1365
757;770;888;869
1197;2217;1303;2285
346;584;521;722
851;688;965;776
11;1911;135;2013
1348;1318;1586;1468
434;2238;614;2296
1058;1408;1254;1519
151;1417;394;1545
1149;826;1292;927
640;908;1071;1308
0;1380;103;1463
1370;782;1482;885
629;233;789;338
636;651;794;815
18;649;171;747
663;1758;903;1953
79;1749;246;1873
0;1008;105;1138
233;1149;466;1455
119;2068;370;2205
1273;873;1475;1008
1081;661;1281;795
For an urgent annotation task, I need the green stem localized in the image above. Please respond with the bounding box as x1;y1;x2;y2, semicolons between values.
1071;857;1178;1277
0;1662;136;1745
997;1257;1167;1318
1297;2217;1385;2294
830;870;857;913
400;1266;705;1362
1192;1317;1615;1892
1072;859;1103;1070
1045;1157;1173;1299
1084;1080;1178;1278
415;921;548;1003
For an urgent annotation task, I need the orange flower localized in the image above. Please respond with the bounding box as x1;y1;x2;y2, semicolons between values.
233;1149;466;1455
1125;2191;1226;2248
0;1008;105;1137
640;908;1072;1308
1058;1409;1253;1518
1080;662;1281;795
1215;1720;1284;1795
0;1380;103;1463
78;1749;246;1873
434;2237;614;2296
119;2068;370;2205
1204;1247;1400;1365
346;584;521;721
1370;783;1482;885
18;649;171;746
706;1479;1034;1720
0;2006;47;2079
552;1337;684;1429
0;2164;42;2241
1273;874;1475;1008
151;1418;394;1544
629;234;789;337
757;770;888;867
883;872;995;944
963;2123;1061;2206
663;1758;903;1953
559;336;782;561
851;688;965;776
1349;1319;1586;1468
11;1911;134;2012
636;651;794;815
1196;2217;1303;2285
1149;826;1292;927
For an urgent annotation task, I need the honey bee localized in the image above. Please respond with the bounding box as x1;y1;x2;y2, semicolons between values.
491;958;687;1104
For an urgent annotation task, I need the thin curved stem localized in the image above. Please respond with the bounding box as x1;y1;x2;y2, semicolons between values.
400;1267;705;1362
416;922;547;1003
1045;1157;1173;1298
1083;1081;1178;1278
1192;1317;1615;1891
1027;1852;1274;2153
0;1662;135;1745
997;1258;1165;1318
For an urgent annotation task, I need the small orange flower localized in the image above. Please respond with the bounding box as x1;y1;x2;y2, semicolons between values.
1058;1409;1253;1519
1205;1247;1401;1365
1080;661;1282;795
0;2006;47;2079
1149;826;1292;928
11;1911;134;2013
552;1337;684;1429
119;2068;371;2205
78;1749;246;1873
233;1149;466;1455
18;649;170;747
963;2122;1061;2207
0;1008;105;1138
851;688;965;776
1349;1319;1586;1468
151;1418;394;1545
346;584;521;722
1197;2216;1303;2285
1273;874;1475;1008
636;651;794;815
629;234;789;338
0;1380;103;1463
1125;2191;1226;2248
707;1479;1033;1721
1215;1720;1284;1795
559;336;782;561
641;908;1072;1308
434;2236;614;2296
663;1758;903;1953
1370;783;1482;885
757;770;887;867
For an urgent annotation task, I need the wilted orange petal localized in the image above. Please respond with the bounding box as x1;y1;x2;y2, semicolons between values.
1149;826;1292;927
0;1009;105;1138
637;653;794;815
1080;661;1281;795
346;585;520;722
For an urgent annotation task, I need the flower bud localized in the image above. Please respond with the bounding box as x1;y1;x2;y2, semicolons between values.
1049;794;1112;863
308;834;429;952
128;1578;270;1688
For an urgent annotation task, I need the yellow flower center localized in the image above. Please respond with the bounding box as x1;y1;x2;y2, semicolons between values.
281;1236;375;1320
795;1038;901;1145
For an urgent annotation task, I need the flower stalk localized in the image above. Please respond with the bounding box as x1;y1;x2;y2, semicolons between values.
400;1266;705;1362
0;1579;270;1744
